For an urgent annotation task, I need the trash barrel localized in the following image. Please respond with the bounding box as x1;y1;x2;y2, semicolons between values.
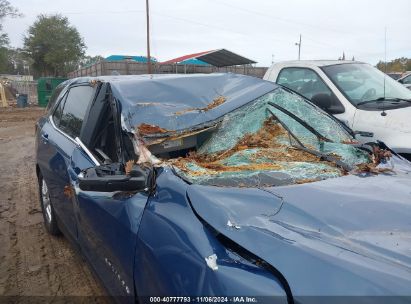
17;94;28;108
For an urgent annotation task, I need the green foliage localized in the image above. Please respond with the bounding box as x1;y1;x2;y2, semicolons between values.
24;14;86;77
376;57;411;73
0;0;21;19
79;55;104;68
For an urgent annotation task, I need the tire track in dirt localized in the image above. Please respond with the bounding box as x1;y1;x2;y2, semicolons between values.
0;108;108;302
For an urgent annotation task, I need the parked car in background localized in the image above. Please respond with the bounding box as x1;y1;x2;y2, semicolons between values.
35;74;411;303
386;72;402;80
264;61;411;160
398;72;411;90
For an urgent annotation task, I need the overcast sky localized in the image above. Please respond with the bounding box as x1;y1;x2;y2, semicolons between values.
4;0;411;66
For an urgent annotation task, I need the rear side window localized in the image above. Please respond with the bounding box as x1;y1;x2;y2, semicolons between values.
58;86;95;139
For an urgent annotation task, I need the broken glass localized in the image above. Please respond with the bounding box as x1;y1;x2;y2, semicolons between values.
165;88;371;187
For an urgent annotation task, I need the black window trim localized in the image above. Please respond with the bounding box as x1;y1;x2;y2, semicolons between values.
49;82;125;166
46;83;65;112
49;83;97;144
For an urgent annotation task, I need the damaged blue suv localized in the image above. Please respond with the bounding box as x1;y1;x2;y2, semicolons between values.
35;73;411;303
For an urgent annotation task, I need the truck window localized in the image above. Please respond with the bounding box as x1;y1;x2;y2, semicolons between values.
277;67;332;100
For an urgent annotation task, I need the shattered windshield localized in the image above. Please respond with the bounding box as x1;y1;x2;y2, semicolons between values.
140;88;372;187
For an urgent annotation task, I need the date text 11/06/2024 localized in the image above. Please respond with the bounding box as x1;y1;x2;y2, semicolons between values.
148;296;260;303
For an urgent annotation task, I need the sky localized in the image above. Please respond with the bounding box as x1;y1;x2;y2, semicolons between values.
4;0;411;67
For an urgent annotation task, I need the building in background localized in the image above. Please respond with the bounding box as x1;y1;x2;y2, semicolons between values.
161;49;256;67
68;49;266;78
105;55;157;63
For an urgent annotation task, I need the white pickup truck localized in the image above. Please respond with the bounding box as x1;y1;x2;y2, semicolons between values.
264;60;411;160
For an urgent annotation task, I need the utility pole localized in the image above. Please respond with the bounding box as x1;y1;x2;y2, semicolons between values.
146;0;152;74
295;34;302;60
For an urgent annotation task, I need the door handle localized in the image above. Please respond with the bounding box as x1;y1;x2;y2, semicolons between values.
41;132;49;142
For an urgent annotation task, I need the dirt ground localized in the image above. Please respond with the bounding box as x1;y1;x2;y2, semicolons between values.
0;107;109;303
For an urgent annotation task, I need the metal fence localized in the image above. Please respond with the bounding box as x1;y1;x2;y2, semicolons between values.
4;62;268;106
9;80;38;104
68;61;268;79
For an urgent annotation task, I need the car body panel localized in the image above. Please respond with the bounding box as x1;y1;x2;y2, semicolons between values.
352;107;411;153
69;147;147;301
134;168;287;301
187;158;411;296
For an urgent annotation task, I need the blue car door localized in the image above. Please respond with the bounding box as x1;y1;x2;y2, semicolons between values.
37;84;96;239
68;86;149;301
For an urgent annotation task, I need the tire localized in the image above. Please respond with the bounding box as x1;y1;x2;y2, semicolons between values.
38;172;61;235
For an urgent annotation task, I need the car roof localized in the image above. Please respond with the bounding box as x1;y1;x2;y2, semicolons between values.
272;60;366;68
69;73;279;133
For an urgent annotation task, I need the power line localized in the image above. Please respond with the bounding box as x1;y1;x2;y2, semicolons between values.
208;0;349;35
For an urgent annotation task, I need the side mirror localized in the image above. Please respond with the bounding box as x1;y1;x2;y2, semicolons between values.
311;93;345;115
78;164;148;192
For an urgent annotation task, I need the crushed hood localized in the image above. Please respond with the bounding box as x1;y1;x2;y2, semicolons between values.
187;164;411;296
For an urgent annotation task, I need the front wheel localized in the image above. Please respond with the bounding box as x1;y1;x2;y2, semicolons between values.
38;173;60;235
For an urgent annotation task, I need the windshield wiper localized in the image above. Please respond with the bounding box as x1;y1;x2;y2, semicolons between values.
357;97;411;106
268;101;332;143
267;109;352;172
267;108;305;147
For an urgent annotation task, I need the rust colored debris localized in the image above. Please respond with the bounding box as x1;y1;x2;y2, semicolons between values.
138;123;169;135
341;139;360;144
204;96;226;111
371;146;392;164
89;79;101;87
125;160;135;175
63;185;74;198
356;163;393;174
356;145;393;174
295;178;320;184
190;116;291;163
169;116;339;178
174;96;226;115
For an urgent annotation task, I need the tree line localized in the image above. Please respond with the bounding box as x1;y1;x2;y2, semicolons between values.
376;58;411;73
0;1;102;78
